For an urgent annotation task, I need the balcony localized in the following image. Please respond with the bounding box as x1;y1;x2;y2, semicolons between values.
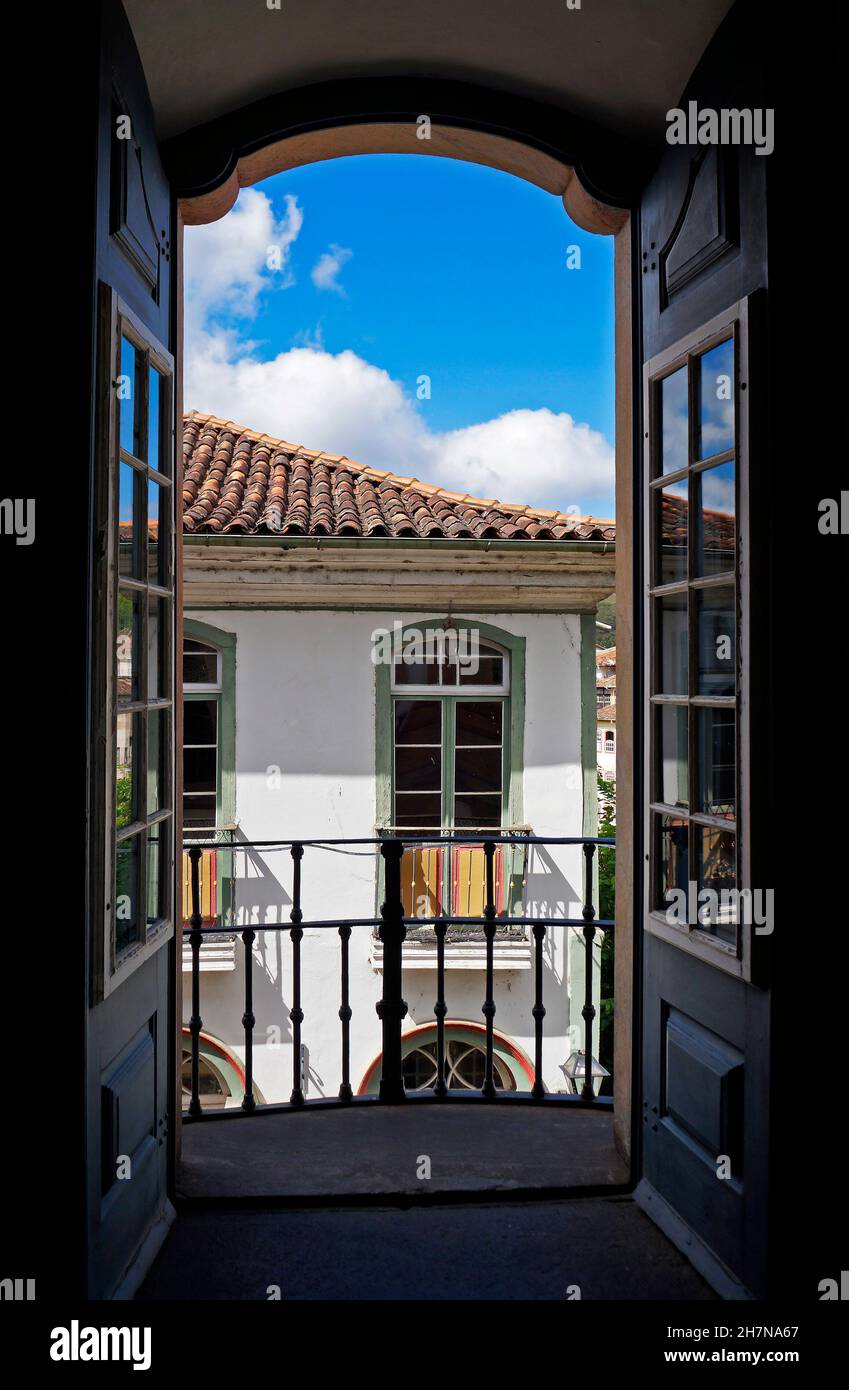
181;831;614;1192
372;831;532;969
180;827;238;973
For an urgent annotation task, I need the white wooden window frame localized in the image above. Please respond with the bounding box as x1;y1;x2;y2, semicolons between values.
96;289;176;999
642;296;754;982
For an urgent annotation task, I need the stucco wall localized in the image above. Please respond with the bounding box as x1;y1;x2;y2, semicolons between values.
183;607;601;1102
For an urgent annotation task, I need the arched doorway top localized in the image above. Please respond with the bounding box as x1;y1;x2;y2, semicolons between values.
165;78;642;234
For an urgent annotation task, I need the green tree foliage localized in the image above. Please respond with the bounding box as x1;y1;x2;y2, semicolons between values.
116;774;132;830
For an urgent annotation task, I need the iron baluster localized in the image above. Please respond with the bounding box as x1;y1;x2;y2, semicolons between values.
532;922;546;1100
481;839;497;1099
241;927;256;1112
434;916;447;1098
289;843;305;1106
187;846;204;1120
377;838;407;1102
338;924;353;1102
582;842;597;1100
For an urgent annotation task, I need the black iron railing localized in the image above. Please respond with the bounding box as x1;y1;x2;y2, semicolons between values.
182;833;614;1120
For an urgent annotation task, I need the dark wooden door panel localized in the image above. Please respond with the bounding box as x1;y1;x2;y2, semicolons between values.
637;2;771;1298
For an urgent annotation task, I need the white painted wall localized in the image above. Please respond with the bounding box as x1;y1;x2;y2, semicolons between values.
183;608;602;1104
598;718;617;780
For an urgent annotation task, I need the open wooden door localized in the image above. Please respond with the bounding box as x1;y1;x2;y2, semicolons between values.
634;5;773;1298
85;0;177;1298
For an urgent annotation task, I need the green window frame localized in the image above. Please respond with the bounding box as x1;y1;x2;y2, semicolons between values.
182;620;236;834
182;620;236;927
376;618;525;833
375;619;526;919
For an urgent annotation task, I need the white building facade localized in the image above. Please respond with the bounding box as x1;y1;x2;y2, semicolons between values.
179;413;616;1109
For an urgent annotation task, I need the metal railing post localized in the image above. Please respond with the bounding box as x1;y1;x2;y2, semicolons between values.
289;843;305;1106
481;838;497;1099
377;838;407;1102
581;841;597;1101
187;846;204;1119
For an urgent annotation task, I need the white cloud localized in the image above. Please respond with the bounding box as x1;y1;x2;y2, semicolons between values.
185;193;614;515
187;340;614;514
311;244;353;295
184;188;303;338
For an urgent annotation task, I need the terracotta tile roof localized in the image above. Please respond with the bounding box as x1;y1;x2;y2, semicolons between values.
660;495;735;558
181;412;617;543
598;701;616;722
597;646;616;666
597;674;617;688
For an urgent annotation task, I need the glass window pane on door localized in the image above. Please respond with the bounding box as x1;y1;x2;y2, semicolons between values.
655;812;689;912
147;709;165;816
656;476;689;585
395;744;441;792
455;701;502;746
656;705;688;807
147;478;162;587
394;699;441;746
696;587;736;695
184;699;218;747
115;837;141;954
117;591;140;701
695;461;736;576
119;336;142;458
116;712;136;830
119;463;140;578
655;593;688;695
697;338;734;460
454;794;501;828
147;595;167;700
146;821;165;927
148;366;162;471
659;365;688;475
696;707;736;818
394;793;442;828
696;825;737;944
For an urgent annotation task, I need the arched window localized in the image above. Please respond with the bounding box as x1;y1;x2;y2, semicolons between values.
605;730;615;751
389;630;511;832
182;624;235;831
358;1022;534;1094
402;1039;516;1091
180;1027;264;1111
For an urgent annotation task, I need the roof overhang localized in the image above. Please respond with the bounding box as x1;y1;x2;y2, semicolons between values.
183;533;616;613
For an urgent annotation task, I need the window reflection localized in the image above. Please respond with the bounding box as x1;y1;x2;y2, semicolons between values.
697;587;736;696
119;463;138;578
119;337;141;457
696;707;736;819
148;479;161;586
657;813;689;911
660;365;688;475
657;705;688;806
656;477;688;585
696;461;736;576
117;591;139;700
116;712;135;829
697;339;734;459
148;367;161;470
656;593;688;695
115;838;140;955
696;826;737;945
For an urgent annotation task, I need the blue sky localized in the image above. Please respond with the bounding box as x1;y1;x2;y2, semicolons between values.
184;153;616;515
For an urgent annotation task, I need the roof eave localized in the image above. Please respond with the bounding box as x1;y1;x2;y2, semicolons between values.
182;533;616;554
